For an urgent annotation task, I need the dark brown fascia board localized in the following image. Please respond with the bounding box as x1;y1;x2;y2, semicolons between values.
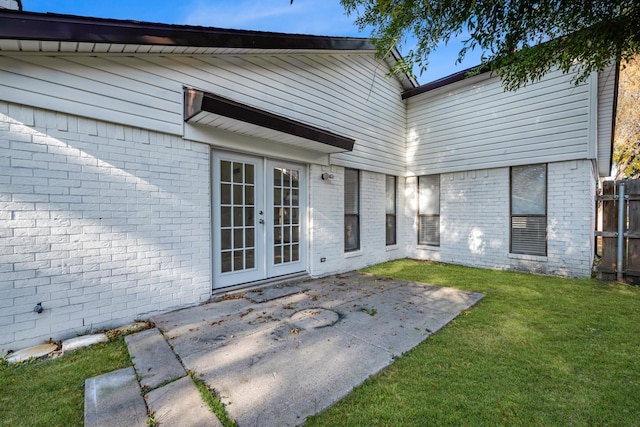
402;64;492;99
184;88;355;152
387;47;420;90
0;9;374;51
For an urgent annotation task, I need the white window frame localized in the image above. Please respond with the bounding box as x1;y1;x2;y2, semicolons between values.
418;174;440;246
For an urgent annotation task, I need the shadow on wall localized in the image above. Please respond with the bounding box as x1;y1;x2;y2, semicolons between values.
1;105;211;352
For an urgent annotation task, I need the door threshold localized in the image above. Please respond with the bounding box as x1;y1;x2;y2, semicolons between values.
211;272;311;300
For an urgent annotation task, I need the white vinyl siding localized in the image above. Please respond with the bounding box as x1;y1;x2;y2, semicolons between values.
0;52;407;174
406;68;594;176
0;55;183;135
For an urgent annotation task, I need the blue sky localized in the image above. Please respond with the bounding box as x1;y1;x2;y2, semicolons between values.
22;0;483;84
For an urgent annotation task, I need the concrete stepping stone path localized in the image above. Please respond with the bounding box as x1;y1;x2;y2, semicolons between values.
84;274;483;426
125;328;186;390
145;376;223;426
84;367;147;427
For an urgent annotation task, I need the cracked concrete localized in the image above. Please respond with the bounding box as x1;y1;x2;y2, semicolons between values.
151;272;483;426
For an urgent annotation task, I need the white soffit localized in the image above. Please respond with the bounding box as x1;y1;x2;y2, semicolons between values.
184;88;355;154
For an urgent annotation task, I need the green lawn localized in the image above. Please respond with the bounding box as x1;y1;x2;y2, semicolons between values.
0;337;130;427
306;259;640;426
2;260;639;426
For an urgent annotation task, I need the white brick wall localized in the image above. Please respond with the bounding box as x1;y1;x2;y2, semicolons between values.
0;99;598;353
545;160;596;276
308;165;407;277
0;102;211;354
406;160;596;277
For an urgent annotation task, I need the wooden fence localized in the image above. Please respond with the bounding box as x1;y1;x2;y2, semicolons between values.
595;179;640;283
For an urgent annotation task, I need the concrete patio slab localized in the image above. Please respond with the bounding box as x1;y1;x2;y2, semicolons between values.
84;367;147;427
193;324;393;426
152;272;483;426
145;376;222;427
244;284;308;303
125;328;186;390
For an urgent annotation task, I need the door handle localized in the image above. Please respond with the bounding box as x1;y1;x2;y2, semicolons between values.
258;219;265;224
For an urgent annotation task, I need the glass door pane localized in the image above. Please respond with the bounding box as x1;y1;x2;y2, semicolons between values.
219;160;256;273
220;161;255;273
272;168;300;265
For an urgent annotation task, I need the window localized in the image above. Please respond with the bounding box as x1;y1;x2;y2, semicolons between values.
344;168;360;252
418;175;440;246
386;175;397;246
511;164;547;256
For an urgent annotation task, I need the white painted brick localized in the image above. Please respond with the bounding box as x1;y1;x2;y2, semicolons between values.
2;320;37;336
0;286;35;300
13;227;50;237
308;165;405;277
1;102;211;353
406;160;595;278
5;168;33;179
0;315;15;327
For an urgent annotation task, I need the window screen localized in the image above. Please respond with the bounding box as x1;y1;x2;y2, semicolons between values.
511;164;547;256
386;175;397;246
418;175;440;246
344;168;360;252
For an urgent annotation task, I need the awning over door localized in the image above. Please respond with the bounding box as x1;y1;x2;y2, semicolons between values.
184;88;355;154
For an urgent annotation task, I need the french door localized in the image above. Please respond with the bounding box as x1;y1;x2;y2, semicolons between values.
212;151;306;288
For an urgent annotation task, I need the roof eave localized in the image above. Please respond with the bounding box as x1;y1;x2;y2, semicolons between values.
185;88;355;153
0;9;375;51
402;64;492;99
386;46;419;90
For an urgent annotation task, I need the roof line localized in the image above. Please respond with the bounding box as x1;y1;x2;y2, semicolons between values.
0;9;375;51
402;64;492;99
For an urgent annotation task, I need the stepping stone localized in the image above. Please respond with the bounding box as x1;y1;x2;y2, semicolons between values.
146;376;223;427
125;328;186;390
84;367;147;427
6;343;57;363
62;334;108;353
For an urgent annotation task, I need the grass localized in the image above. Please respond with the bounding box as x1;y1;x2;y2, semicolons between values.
306;259;640;426
0;337;131;427
2;260;639;426
190;371;237;427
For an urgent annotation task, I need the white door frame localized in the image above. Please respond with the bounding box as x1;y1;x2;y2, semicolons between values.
212;150;307;289
266;158;307;278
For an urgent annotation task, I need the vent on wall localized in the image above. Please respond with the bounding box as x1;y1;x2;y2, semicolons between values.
0;0;22;11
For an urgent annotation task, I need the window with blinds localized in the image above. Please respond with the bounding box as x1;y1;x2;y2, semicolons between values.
511;164;547;256
386;175;397;246
418;174;440;246
344;168;360;252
